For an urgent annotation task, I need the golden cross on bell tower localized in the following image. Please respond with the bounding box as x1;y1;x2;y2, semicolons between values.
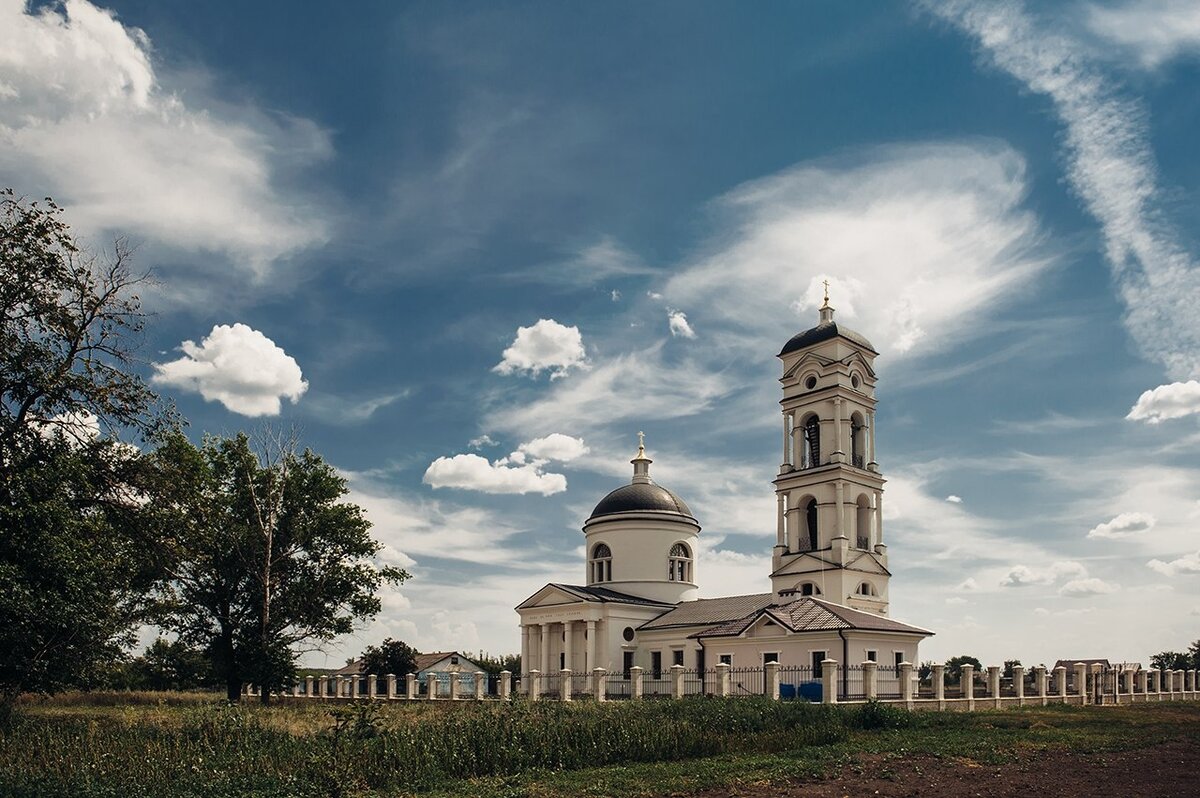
822;279;831;308
637;430;645;456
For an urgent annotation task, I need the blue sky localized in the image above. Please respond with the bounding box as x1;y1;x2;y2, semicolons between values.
4;0;1200;667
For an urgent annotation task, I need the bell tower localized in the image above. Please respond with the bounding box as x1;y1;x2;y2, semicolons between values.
770;287;890;615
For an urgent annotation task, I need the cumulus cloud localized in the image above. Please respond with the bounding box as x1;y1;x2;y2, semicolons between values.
468;434;496;449
35;410;100;446
926;1;1200;380
423;453;567;496
955;577;979;592
1001;561;1088;587
1087;511;1156;539
152;323;308;416
517;433;589;463
1147;551;1200;576
1058;577;1120;597
664;141;1049;359
945;495;963;503
423;434;587;496
1085;0;1200;69
667;309;696;339
493;319;587;379
1126;381;1200;423
0;0;329;273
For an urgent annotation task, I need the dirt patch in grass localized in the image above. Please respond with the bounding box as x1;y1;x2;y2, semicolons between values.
692;739;1200;798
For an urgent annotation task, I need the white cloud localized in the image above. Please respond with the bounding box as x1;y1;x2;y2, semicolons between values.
945;596;968;605
517;433;589;463
1087;511;1156;539
1147;551;1200;576
945;494;963;503
1126;381;1200;423
423;453;566;496
927;1;1200;381
667;309;696;339
493;319;587;379
664;141;1049;360
1059;577;1120;597
955;577;979;592
468;434;496;449
611;289;621;302
35;410;100;446
152;323;308;416
1001;561;1088;587
423;434;585;496
0;0;329;273
304;390;409;425
1085;0;1200;69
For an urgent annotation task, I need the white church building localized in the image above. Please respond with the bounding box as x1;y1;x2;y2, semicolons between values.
516;297;933;682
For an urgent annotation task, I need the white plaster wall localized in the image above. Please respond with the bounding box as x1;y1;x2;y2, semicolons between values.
584;515;699;603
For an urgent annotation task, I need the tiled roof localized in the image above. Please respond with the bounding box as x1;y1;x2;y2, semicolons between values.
546;584;677;607
692;597;932;639
638;593;775;630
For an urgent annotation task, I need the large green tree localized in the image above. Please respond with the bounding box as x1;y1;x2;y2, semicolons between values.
359;638;419;678
0;190;173;717
152;432;409;703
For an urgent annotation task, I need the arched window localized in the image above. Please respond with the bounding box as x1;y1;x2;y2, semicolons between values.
855;494;872;550
850;413;864;468
799;582;821;596
802;415;820;469
856;582;876;596
590;543;612;583
668;542;691;582
805;499;819;551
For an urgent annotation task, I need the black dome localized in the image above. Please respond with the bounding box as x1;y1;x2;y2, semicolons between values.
779;321;876;356
588;482;694;521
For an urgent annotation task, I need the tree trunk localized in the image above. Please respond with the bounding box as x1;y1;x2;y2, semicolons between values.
259;688;271;706
226;675;241;703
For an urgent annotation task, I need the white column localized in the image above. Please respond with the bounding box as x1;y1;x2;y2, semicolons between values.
833;396;844;457
585;620;596;676
782;412;792;468
540;623;551;675
776;493;787;548
821;659;838;704
792;414;804;467
834;480;845;539
520;625;530;675
874;490;883;548
563;620;575;672
785;492;800;550
868;410;877;465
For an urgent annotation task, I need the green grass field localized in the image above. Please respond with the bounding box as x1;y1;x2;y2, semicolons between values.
2;693;1198;798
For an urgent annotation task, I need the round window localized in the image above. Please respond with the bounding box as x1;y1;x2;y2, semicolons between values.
622;626;635;642
851;374;860;389
804;376;817;390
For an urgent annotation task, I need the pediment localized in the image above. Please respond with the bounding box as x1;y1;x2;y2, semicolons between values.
843;352;876;380
844;551;892;576
782;351;835;382
769;550;838;577
515;584;589;610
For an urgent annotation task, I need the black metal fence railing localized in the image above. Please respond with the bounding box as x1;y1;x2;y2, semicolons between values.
643;674;672;698
606;677;632;700
728;666;765;696
778;665;820;701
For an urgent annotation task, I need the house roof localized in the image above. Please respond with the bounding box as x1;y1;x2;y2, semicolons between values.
1053;658;1111;670
516;583;677;610
638;593;776;630
414;651;478;671
692;596;933;639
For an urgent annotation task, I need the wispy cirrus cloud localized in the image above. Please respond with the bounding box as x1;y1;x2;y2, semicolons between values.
924;0;1200;382
1084;0;1200;69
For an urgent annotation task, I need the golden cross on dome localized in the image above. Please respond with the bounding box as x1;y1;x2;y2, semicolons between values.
637;430;645;454
822;279;831;307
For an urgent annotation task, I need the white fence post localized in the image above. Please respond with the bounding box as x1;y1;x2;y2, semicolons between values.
593;667;607;702
821;659;838;704
1075;663;1088;703
988;666;1001;708
863;661;878;701
386;673;396;700
1054;666;1067;702
630;666;644;700
715;662;730;698
430;672;442;700
305;675;314;697
405;673;416;700
560;668;572;702
932;663;945;709
900;662;914;708
765;661;780;701
474;672;486;700
448;672;460;701
1034;666;1047;706
350;674;360;700
528;670;541;702
961;664;975;711
1013;665;1025;706
670;664;686;700
499;670;512;700
367;674;377;700
334;675;345;699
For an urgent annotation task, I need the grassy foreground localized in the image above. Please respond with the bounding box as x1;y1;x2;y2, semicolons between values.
2;693;1198;798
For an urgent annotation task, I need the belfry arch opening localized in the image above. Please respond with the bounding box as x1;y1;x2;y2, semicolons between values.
850;412;865;468
801;414;820;469
590;543;612;584
855;494;872;549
